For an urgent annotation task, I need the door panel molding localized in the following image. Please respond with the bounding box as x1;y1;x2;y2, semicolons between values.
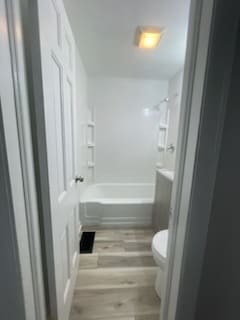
20;0;80;319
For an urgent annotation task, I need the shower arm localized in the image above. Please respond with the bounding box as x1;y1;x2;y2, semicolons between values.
152;97;169;111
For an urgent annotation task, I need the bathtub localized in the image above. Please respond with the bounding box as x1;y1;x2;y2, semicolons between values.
80;183;155;226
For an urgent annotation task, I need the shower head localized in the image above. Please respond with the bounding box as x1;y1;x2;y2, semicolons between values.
143;97;169;116
162;97;169;103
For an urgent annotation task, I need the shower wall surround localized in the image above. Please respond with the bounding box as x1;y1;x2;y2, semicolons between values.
89;77;168;183
153;70;183;231
164;70;184;170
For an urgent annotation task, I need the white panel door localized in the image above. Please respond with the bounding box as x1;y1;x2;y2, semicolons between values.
37;0;80;319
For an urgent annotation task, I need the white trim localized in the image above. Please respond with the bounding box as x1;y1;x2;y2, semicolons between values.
162;0;239;319
0;94;26;319
161;0;214;319
20;0;59;316
5;1;46;319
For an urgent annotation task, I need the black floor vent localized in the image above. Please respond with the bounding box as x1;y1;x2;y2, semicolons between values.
80;232;95;254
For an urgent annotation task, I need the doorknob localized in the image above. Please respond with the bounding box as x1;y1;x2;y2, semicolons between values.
75;175;84;183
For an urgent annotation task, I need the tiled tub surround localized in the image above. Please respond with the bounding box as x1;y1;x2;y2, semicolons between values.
70;228;160;320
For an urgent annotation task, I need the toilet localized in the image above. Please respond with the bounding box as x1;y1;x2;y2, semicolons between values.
152;229;168;299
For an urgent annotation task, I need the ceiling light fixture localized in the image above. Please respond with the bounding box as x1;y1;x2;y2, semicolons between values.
136;26;164;49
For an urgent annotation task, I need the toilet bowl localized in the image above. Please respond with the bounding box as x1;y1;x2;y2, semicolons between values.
152;230;168;299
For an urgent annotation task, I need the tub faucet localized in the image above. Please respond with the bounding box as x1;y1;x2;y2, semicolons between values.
166;144;175;153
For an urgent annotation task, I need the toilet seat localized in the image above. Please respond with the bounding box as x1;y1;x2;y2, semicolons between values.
152;230;168;269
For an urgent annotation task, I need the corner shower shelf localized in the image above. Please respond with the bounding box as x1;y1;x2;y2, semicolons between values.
87;106;95;183
88;121;95;127
158;144;165;151
87;142;95;148
88;161;95;168
159;123;168;130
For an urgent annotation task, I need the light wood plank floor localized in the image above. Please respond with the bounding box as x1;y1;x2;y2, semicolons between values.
69;228;160;320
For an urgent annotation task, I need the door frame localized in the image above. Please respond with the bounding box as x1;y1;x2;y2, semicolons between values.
162;0;240;319
20;0;59;318
1;0;46;319
0;103;26;320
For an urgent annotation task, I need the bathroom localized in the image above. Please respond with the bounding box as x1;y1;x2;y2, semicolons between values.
2;0;235;318
0;0;236;320
25;0;191;318
58;0;190;318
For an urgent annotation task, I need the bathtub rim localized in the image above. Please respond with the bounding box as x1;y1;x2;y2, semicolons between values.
80;182;155;204
80;198;154;205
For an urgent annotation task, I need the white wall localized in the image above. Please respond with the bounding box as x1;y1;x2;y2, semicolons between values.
89;77;168;183
164;70;184;170
75;48;88;192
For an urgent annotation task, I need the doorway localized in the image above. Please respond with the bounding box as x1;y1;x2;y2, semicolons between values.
3;0;238;320
20;0;191;319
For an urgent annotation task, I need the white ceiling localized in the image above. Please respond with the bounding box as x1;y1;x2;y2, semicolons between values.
63;0;191;80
